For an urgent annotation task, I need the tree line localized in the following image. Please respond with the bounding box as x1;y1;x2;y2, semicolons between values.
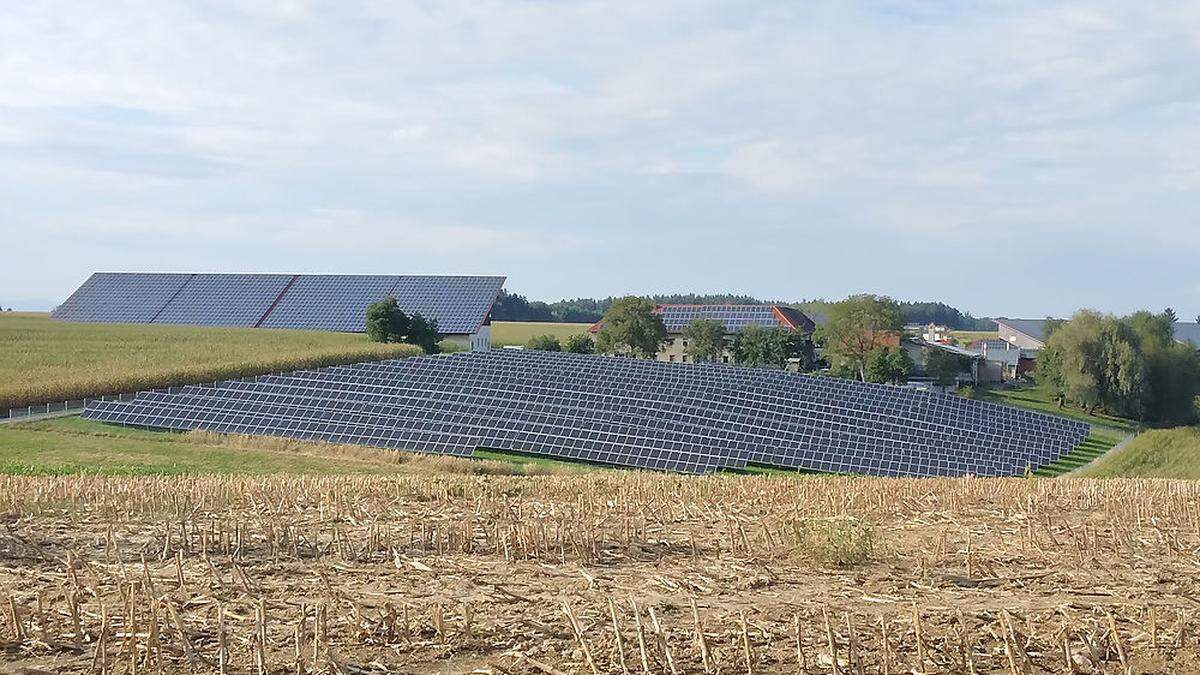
524;294;931;382
491;289;991;329
1035;309;1200;425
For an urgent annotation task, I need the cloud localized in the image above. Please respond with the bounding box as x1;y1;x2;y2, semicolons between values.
1;0;1199;316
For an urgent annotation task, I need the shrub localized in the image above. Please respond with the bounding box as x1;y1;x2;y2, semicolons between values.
563;333;595;354
525;334;562;352
792;518;877;567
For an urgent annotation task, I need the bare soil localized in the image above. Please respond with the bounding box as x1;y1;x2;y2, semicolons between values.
0;473;1197;673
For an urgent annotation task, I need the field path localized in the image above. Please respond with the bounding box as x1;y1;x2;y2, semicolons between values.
1067;431;1136;475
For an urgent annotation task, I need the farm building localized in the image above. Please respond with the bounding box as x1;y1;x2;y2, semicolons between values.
995;318;1050;350
52;272;505;350
589;304;816;364
997;317;1200;352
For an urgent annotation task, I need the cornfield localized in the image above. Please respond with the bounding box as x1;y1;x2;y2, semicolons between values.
0;313;421;410
1;473;1197;673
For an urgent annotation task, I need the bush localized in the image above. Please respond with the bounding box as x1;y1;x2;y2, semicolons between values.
792;518;877;567
563;333;595;354
957;385;976;399
525;334;562;352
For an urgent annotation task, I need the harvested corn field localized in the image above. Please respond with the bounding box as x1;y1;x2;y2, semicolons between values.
1;473;1198;673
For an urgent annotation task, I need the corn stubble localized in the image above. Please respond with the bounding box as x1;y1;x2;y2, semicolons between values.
0;473;1197;673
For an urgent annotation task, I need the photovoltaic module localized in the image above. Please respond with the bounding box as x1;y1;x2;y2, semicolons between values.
82;350;1090;477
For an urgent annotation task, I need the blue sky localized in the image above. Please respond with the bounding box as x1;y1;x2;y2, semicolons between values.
2;1;1198;318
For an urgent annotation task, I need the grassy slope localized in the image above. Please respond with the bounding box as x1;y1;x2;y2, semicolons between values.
1077;427;1200;478
0;417;569;477
1;312;421;410
973;383;1135;476
0;417;404;476
491;321;590;346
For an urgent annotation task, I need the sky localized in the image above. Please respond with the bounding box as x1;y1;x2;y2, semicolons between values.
2;1;1198;319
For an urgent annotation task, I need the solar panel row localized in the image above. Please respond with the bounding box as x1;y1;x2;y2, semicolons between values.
82;350;1090;477
52;272;505;334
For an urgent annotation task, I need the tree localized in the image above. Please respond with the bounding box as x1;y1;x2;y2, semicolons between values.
595;297;667;358
780;331;817;371
563;333;595;354
732;325;787;368
1036;310;1148;418
1125;309;1200;424
863;346;913;384
818;295;903;381
924;348;967;386
364;297;441;353
683;318;727;363
525;334;562;351
365;296;409;343
408;313;442;353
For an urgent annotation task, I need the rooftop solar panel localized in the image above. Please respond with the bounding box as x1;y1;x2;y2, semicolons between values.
52;273;505;337
387;276;506;335
258;275;398;332
51;273;194;324
152;274;294;327
82;350;1090;477
658;305;785;333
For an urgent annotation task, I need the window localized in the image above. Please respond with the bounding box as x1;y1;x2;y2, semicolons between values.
668;354;675;362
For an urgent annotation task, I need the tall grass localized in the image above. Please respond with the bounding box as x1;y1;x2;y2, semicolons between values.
0;313;422;409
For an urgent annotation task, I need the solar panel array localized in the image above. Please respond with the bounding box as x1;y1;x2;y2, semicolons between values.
657;305;794;333
153;274;294;327
52;273;505;334
52;273;194;324
83;350;1090;477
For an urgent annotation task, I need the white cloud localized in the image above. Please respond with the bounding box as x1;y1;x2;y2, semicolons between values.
1;0;1199;315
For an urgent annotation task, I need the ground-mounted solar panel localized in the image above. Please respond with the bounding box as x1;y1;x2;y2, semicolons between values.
152;274;294;327
83;350;1090;477
51;273;194;324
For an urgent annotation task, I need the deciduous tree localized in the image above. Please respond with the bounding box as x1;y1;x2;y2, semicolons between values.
732;325;787;368
819;295;903;381
563;334;595;354
595;297;667;358
683;318;727;363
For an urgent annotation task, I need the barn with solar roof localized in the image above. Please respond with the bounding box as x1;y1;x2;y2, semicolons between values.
590;304;816;364
52;272;505;351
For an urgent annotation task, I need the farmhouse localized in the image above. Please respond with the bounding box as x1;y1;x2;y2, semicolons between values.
997;317;1200;352
968;338;1038;381
589;304;816;363
52;272;505;350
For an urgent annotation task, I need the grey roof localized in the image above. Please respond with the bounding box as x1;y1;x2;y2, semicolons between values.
994;318;1200;349
1172;322;1200;348
994;318;1048;342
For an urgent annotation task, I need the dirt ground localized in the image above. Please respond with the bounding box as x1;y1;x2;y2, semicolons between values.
1;473;1198;673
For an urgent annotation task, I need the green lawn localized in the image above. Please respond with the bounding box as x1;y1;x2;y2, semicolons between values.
973;383;1135;438
0;417;416;476
0;417;592;477
1;312;420;410
1077;427;1200;478
972;383;1136;476
490;321;591;346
